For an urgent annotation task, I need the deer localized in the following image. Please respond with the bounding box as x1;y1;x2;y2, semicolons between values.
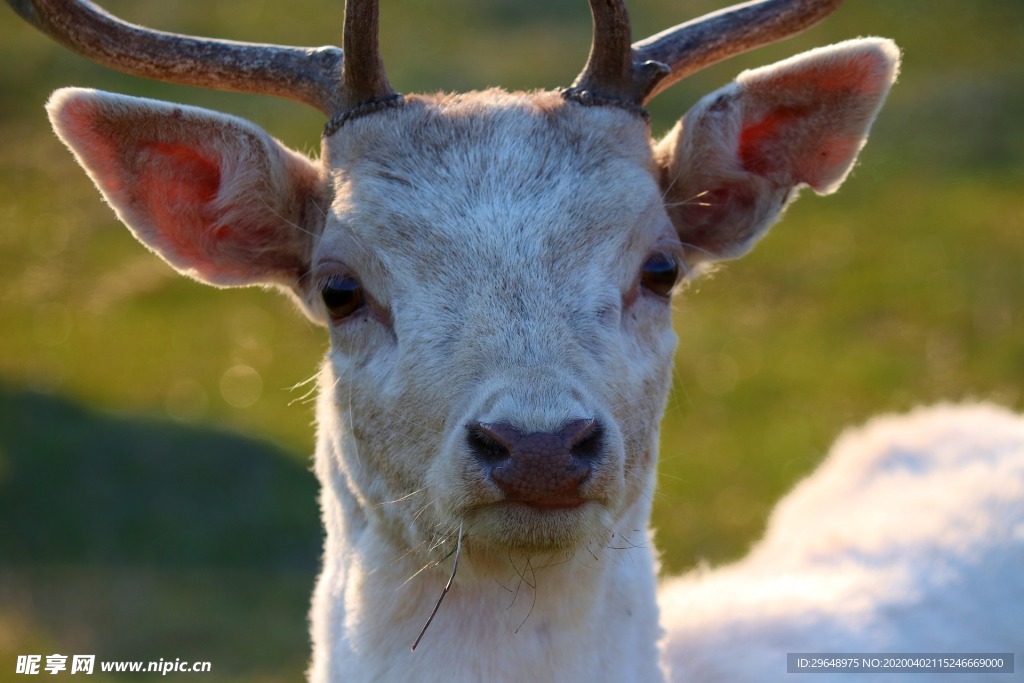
7;0;1023;681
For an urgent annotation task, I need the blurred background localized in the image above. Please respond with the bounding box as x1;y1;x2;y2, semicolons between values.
1;0;1021;680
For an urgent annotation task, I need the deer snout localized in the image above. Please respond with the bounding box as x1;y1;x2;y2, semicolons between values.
465;418;604;507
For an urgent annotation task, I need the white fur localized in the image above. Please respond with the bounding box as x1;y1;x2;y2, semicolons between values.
307;92;670;682
660;404;1024;681
39;28;1022;683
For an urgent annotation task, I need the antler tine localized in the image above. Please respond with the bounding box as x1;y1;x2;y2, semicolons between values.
634;0;846;104
567;0;672;109
570;0;634;101
5;0;346;115
567;0;844;108
340;0;396;110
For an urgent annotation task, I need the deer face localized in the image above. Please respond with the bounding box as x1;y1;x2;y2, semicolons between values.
39;0;898;569
313;92;678;554
45;34;897;564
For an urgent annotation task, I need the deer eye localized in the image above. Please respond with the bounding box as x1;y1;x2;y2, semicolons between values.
640;253;680;297
320;275;364;320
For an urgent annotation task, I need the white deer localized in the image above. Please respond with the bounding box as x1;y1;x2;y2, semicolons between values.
9;0;1022;681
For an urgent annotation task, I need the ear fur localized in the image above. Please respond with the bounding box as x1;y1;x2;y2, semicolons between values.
46;88;325;289
656;38;900;267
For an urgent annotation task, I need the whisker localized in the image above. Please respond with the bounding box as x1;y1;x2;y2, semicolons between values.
376;487;426;507
412;495;444;525
287;365;326;406
662;188;714;210
399;557;441;590
514;556;538;634
309;196;329;220
259;194;319;238
506;553;526;611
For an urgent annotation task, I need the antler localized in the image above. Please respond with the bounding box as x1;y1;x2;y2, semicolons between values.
4;0;395;117
341;0;396;111
569;0;845;107
569;0;669;109
9;0;840;115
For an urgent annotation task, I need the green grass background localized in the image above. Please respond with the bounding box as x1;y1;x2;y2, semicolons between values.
1;0;1022;679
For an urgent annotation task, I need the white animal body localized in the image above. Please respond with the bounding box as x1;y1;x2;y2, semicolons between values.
10;0;1023;680
661;403;1024;682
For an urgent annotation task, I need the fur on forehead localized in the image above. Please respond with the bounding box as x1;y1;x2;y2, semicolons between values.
317;90;667;271
323;90;654;173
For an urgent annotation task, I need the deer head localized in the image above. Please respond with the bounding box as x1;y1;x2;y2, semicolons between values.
11;0;900;665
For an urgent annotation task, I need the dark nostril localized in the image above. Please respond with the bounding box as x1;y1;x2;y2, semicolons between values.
465;419;605;463
466;418;603;502
465;422;514;462
570;421;604;461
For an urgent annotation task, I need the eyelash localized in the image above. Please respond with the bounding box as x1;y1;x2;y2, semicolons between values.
639;252;681;298
319;274;365;321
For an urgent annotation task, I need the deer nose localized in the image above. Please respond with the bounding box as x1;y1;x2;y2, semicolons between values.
465;418;603;507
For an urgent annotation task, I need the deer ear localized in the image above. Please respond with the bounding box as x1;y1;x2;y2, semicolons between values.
655;39;900;268
46;88;324;289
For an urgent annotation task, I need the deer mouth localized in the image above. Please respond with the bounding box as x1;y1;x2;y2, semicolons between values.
461;496;610;552
444;412;626;549
514;497;587;510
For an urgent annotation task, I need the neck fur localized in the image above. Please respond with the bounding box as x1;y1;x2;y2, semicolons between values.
308;419;665;683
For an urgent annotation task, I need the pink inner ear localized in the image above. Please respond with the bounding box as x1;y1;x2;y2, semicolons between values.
738;106;810;177
737;51;889;190
137;142;224;264
50;90;317;287
739;108;861;189
143;142;221;203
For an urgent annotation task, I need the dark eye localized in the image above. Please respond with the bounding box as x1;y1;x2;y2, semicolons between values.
640;253;680;297
320;275;364;320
